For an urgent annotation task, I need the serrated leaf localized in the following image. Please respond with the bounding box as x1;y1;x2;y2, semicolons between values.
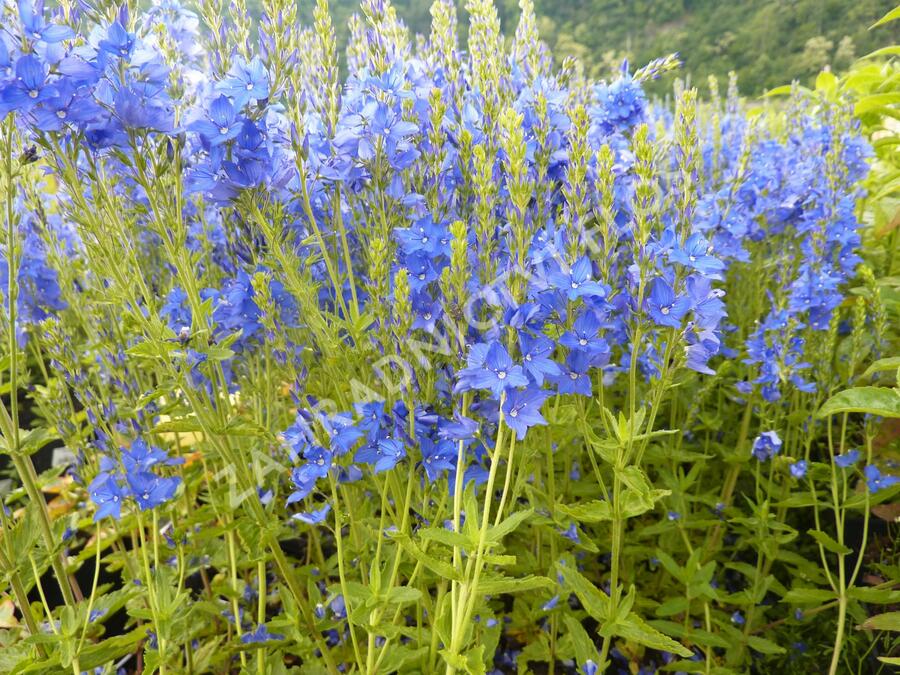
859;611;900;632
562;614;601;666
849;586;900;604
487;508;533;543
746;635;785;655
872;5;900;28
817;386;900;418
478;574;554;595
557;500;612;523
782;588;837;604
615;612;693;657
807;529;852;555
557;563;610;621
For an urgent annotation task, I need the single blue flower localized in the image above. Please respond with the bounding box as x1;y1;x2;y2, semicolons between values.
18;0;74;44
751;431;782;462
548;256;607;301
292;503;331;525
127;472;181;511
189;95;244;146
519;333;560;386
551;349;592;396
88;472;124;521
354;437;405;474
217;57;268;108
241;623;284;644
790;460;808;479
864;465;898;492
646;278;691;328
456;342;528;399
502;388;550;440
834;450;860;469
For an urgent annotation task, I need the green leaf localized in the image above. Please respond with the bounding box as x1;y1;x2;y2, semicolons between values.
391;533;461;581
562;614;601;666
863;357;900;379
418;526;472;551
863;46;900;59
871;5;900;28
878;656;900;666
557;563;610;621
384;586;422;606
478;574;554;595
859;611;900;632
782;588;837;604
856;93;900;115
557;500;612;523
487;508;533;543
655;597;689;617
816;386;900;419
807;529;852;555
616;612;693;657
849;587;900;604
746;635;786;655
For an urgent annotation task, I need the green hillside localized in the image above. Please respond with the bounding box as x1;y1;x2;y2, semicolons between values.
281;0;900;94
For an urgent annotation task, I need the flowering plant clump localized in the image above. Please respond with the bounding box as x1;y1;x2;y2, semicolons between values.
0;0;897;674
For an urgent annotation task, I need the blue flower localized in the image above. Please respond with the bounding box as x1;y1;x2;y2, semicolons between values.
551;349;592;397
292;504;331;525
1;54;56;112
541;595;559;611
790;460;808;479
502;388;549;440
834;450;860;469
731;611;745;626
519;334;560;386
127;472;181;511
582;661;599;675
241;623;284;644
18;0;74;44
559;311;610;366
864;465;899;493
420;437;456;482
548;256;608;301
646;278;691;328
98;21;135;60
354;437;406;474
751;431;782;462
88;473;125;521
217;57;268;108
456;342;528;399
669;233;725;277
189;95;245;145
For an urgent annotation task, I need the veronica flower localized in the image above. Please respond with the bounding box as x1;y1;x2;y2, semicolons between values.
559;311;610;366
354;437;406;473
456;342;528;398
669;233;725;277
1;54;56;112
127;472;181;511
188;95;244;145
551;349;592;397
790;460;808;479
292;504;331;525
548;256;608;301
420;437;457;482
241;623;284;644
519;333;560;386
88;472;125;521
834;450;860;469
18;0;74;44
864;465;899;493
502;388;550;440
217;56;268;108
646;278;691;328
751;431;782;462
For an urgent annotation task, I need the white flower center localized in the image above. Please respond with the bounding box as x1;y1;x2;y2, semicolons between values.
579;338;587;346
497;371;507;380
661;306;670;315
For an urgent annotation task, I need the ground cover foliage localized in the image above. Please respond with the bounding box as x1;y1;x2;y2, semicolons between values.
0;0;898;673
